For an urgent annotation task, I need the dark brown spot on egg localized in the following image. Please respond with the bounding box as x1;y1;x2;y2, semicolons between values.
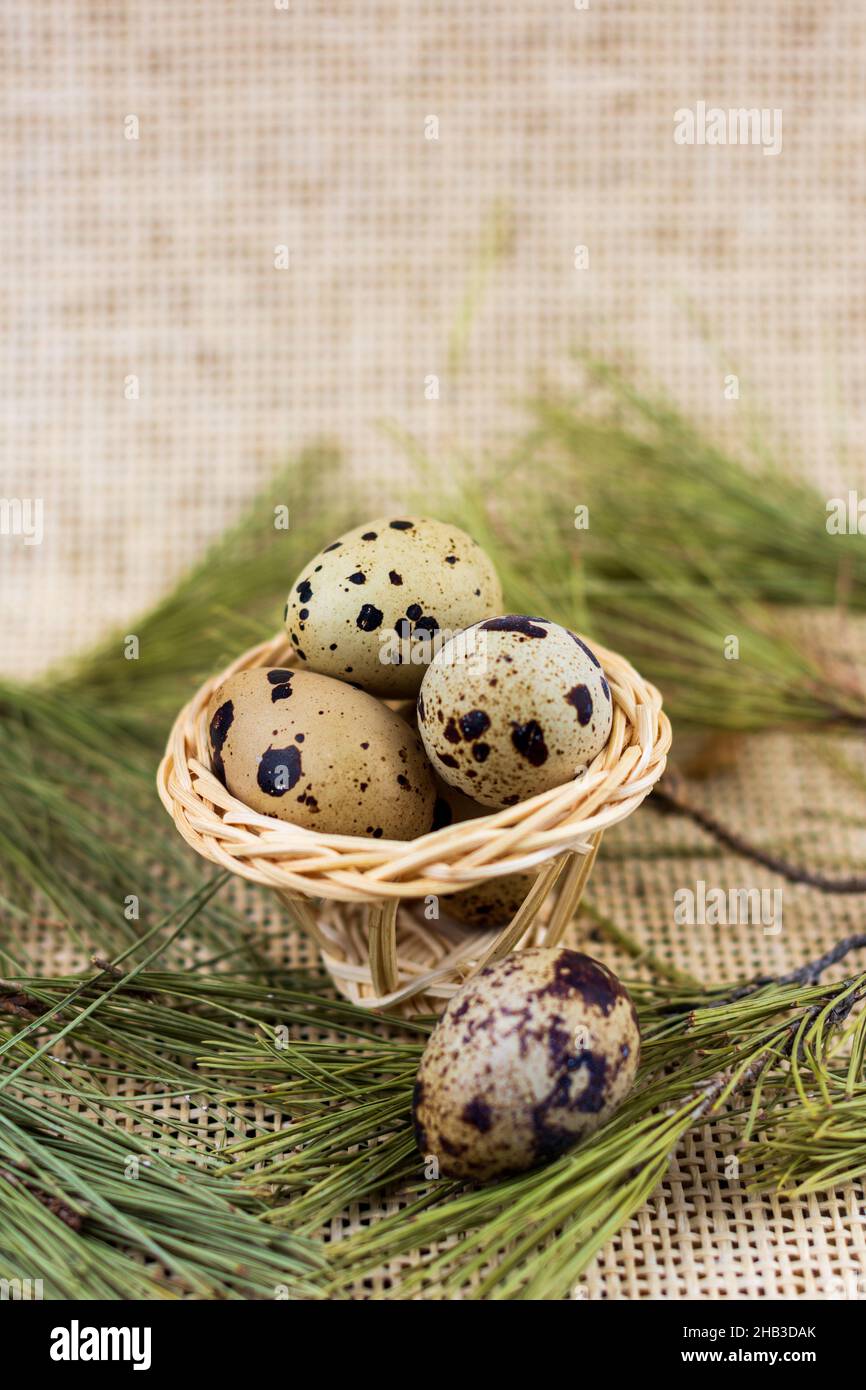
438;1135;468;1159
356;603;383;632
296;580;313;603
323;541;342;552
571;1050;609;1113
568;631;602;667
510;719;548;766
412;1083;429;1153
406;603;423;621
208;700;234;783
532;1083;584;1162
411;1095;428;1150
461;1098;492;1132
438;753;459;769
257;745;303;796
389;519;414;530
444;718;460;744
546;1019;572;1069
348;572;366;585
565;684;593;726
472;742;490;762
362;531;377;540
540;950;625;1015
389;570;403;585
482;615;548;638
459;710;490;740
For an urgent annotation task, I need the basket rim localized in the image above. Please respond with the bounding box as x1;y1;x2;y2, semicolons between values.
157;631;671;902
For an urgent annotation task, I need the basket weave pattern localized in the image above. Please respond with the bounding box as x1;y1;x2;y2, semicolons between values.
158;633;671;1012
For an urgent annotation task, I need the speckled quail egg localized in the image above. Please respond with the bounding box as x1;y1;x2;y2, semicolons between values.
412;947;640;1181
417;616;613;808
442;872;538;930
426;775;537;928
284;517;503;698
206;666;436;839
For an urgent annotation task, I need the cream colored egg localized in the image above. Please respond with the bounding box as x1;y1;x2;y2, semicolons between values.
417;616;613;808
443;872;537;930
206;666;435;839
284;517;503;698
413;948;640;1181
426;775;537;928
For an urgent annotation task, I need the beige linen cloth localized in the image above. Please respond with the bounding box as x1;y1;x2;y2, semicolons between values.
2;0;866;1298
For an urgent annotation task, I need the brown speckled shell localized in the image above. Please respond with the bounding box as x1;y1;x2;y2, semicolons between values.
418;617;613;808
284;517;503;698
444;872;538;929
429;775;537;928
412;947;640;1181
206;667;436;839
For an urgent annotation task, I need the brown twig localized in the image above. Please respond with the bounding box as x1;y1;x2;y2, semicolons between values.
654;773;866;893
719;935;866;1005
0;1167;84;1231
690;1047;777;1121
90;956;155;1001
0;980;49;1021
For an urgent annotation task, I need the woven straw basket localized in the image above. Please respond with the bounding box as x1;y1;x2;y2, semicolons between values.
158;632;670;1015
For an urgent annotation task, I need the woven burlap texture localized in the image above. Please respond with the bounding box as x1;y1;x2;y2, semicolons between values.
4;0;866;1299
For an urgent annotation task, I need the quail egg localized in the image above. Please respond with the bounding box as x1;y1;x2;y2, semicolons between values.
427;776;537;928
417;616;613;808
442;872;537;930
412;947;640;1181
284;517;503;698
206;666;436;838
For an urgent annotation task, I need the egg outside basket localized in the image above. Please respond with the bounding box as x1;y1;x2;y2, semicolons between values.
158;633;671;1017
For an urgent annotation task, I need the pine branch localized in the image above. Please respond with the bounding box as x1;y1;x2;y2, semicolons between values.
654;773;866;893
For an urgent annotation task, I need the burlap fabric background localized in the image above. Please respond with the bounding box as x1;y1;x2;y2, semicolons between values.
3;1;866;1299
